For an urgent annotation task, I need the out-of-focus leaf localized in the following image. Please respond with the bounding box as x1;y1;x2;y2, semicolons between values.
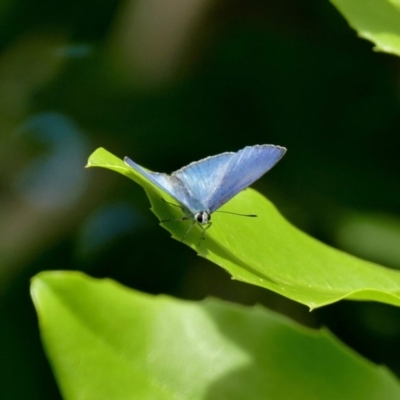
31;271;400;400
331;0;400;56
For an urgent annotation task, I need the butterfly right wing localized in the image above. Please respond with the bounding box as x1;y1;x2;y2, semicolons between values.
206;145;286;212
124;157;191;211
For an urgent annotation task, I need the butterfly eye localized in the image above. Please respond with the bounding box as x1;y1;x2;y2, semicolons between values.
196;213;204;223
195;211;211;224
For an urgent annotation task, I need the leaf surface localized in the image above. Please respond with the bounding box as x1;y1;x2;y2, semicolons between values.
87;148;400;308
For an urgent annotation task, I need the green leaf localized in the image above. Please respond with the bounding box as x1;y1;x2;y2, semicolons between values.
31;271;400;400
331;0;400;56
87;148;400;309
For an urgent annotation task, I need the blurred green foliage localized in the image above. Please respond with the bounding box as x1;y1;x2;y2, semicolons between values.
32;271;400;400
1;0;400;398
332;0;400;56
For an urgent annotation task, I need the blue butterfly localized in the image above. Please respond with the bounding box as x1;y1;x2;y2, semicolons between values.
124;144;286;242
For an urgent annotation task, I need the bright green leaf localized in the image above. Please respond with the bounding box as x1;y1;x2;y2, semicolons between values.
31;271;400;400
87;148;400;309
331;0;400;56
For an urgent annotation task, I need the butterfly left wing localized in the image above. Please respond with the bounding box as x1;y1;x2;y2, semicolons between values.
124;157;192;211
205;145;286;212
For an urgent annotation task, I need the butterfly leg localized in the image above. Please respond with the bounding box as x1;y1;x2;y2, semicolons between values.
181;220;196;242
198;222;212;246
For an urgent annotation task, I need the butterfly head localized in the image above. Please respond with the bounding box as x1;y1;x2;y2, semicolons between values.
194;211;211;225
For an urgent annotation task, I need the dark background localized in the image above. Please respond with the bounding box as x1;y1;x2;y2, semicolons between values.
1;0;400;398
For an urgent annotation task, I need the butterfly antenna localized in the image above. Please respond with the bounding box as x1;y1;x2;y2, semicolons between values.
161;198;184;210
160;198;191;222
160;216;191;223
214;210;257;218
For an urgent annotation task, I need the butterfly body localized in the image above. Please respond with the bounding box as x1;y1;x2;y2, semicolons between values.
124;144;286;240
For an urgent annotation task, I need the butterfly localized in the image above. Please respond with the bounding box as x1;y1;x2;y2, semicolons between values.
124;144;286;243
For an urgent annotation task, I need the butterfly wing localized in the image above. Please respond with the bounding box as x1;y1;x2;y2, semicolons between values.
205;145;286;211
172;152;236;212
125;144;286;214
124;157;192;211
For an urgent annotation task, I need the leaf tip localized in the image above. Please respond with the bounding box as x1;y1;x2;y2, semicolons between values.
86;147;108;168
30;271;52;310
